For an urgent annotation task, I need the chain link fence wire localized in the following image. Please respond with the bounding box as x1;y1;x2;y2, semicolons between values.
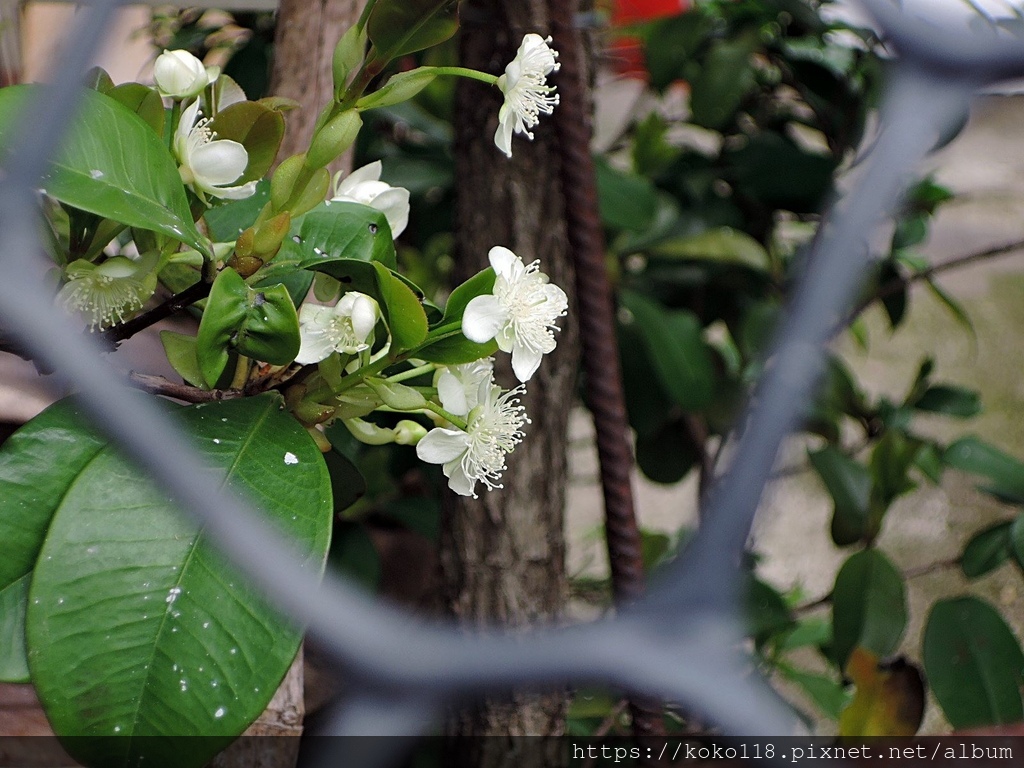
3;0;1024;764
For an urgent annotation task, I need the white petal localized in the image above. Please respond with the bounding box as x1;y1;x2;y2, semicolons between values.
494;108;515;158
437;369;469;416
487;246;520;278
209;180;258;200
191;139;248;186
299;302;334;326
443;459;477;497
348;294;378;341
511;342;544;383
177;101;200;142
337;161;383;195
369;187;410;238
462;295;508;343
417;428;470;464
295;327;339;365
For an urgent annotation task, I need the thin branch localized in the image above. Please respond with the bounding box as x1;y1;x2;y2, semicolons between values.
836;237;1024;336
903;556;961;579
127;372;244;403
103;279;211;344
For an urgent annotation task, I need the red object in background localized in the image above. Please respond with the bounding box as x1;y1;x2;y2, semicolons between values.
609;0;691;79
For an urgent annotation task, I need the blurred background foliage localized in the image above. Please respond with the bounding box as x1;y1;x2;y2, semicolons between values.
151;0;1024;737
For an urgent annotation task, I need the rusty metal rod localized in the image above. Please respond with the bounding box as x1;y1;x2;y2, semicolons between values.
547;0;666;748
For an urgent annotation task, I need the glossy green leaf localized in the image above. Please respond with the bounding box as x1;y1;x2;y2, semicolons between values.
366;0;459;60
831;549;907;669
944;436;1024;504
924;596;1024;729
25;396;332;767
595;158;659;232
414;335;498;365
196;269;300;387
809;446;871;546
962;521;1013;579
647;227;770;271
1009;515;1024;574
620;291;715;411
209;101;285;184
295;202;397;268
105;83;165;138
0;575;30;682
725;131;838;213
160;331;206;389
203;180;270;243
746;577;795;649
438;268;495;326
925;277;975;337
0;86;208;255
304;258;428;353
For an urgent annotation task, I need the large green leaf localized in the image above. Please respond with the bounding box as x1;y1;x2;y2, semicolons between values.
0;399;108;681
923;596;1024;729
0;86;208;255
689;36;758;130
366;0;459;61
944;436;1024;505
295;202;397;268
595;158;659;232
808;446;871;546
831;549;907;669
619;291;715;412
962;520;1014;579
24;396;332;768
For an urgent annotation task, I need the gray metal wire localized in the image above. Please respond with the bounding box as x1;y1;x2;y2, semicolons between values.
2;0;1023;759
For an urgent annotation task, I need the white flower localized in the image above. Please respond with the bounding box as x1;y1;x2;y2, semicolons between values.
58;255;158;330
416;381;528;497
494;34;560;158
435;358;495;417
295;291;379;365
332;161;410;238
174;101;257;203
462;246;568;383
154;49;210;100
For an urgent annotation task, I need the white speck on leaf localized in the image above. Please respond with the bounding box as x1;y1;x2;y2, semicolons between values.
284;452;299;465
214;707;226;719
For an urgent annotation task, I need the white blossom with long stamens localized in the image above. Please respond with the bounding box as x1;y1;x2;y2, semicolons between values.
461;246;568;383
174;101;257;203
494;34;560;158
295;291;379;365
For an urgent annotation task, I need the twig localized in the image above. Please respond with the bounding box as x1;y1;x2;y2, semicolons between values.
836;237;1024;336
104;279;211;344
904;556;961;579
127;372;243;403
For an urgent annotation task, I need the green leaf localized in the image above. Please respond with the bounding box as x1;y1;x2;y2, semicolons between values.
105;83;165;138
160;331;206;389
438;268;496;326
303;259;428;353
923;596;1024;729
962;521;1013;579
595;158;659;232
914;385;980;418
831;550;907;669
620;291;715;411
646;227;770;271
324;449;367;514
203;180;270;243
0;575;30;682
366;0;459;61
296;202;397;268
808;446;871;546
196;269;300;387
643;11;713;91
746;577;795;649
25;396;332;767
944;436;1024;505
635;417;700;484
689;36;758;130
209;101;285;184
725;131;839;213
0;86;208;255
1008;515;1024;574
414;335;498;365
779;665;850;721
925;277;975;337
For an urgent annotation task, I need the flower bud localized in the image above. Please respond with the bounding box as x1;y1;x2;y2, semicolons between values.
306;110;362;170
357;69;436;111
393;420;428;446
154;49;210;100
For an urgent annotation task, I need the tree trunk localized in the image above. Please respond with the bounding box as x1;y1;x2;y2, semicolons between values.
269;0;367;174
442;0;580;758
